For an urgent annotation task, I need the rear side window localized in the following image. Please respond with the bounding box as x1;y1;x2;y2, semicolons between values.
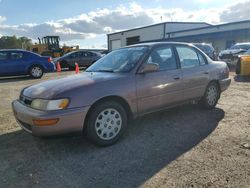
0;52;8;60
87;52;94;57
146;46;177;71
10;52;23;60
176;46;200;68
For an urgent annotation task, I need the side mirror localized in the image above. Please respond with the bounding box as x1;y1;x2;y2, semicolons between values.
138;63;159;74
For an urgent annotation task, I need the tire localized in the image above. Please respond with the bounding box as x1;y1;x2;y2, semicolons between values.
235;59;241;75
201;82;220;110
86;101;128;146
29;65;44;79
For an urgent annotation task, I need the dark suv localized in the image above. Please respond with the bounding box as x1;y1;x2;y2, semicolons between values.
192;43;216;60
55;50;102;69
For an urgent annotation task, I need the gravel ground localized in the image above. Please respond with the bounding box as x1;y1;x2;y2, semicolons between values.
0;71;249;188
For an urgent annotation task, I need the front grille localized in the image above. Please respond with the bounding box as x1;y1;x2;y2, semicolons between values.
19;95;32;106
17;119;32;132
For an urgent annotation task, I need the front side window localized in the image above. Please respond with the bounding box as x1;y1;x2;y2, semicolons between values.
176;46;200;68
86;46;148;73
146;46;177;71
0;52;8;60
10;52;23;60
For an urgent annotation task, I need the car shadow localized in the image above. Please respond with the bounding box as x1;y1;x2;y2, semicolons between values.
0;104;224;187
0;75;33;83
234;75;250;82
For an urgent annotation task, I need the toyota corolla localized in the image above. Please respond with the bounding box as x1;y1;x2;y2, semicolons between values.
12;42;231;146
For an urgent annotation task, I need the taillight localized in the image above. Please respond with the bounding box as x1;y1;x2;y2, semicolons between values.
48;57;52;63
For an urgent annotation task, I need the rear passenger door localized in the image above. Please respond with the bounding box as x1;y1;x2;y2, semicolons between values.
175;45;210;101
7;52;26;75
80;52;93;67
136;45;183;114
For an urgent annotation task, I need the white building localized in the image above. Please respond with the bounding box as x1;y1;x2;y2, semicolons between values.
107;20;250;53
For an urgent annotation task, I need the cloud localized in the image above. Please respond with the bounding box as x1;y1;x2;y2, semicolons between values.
0;16;6;23
220;1;250;22
0;1;250;47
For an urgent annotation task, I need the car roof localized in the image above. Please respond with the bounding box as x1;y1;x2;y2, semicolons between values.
124;42;195;48
192;43;212;46
234;43;250;45
0;49;41;56
0;49;29;52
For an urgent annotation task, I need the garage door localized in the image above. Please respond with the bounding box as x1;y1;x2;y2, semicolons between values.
111;39;121;51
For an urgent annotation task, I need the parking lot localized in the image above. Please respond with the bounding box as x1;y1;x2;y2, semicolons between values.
0;71;249;187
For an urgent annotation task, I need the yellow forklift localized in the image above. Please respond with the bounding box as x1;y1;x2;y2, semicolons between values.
29;36;79;57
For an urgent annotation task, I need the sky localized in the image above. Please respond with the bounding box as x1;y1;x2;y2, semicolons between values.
0;0;250;48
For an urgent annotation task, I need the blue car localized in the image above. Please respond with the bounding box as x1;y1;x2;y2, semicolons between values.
0;49;55;78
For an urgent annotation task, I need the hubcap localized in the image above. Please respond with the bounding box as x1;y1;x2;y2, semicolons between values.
95;108;122;140
31;67;42;77
206;85;218;106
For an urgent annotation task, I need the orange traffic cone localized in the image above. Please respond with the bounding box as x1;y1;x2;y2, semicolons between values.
75;62;79;74
56;62;61;72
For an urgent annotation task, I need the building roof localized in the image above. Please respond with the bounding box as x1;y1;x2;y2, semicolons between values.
166;20;250;39
107;21;211;36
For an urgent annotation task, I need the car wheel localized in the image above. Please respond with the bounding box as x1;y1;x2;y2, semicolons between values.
201;82;220;109
29;65;44;78
86;101;127;146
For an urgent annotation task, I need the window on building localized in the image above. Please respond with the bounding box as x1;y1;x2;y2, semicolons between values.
126;36;140;45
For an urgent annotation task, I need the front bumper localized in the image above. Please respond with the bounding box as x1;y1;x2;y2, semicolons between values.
12;100;90;136
219;78;231;92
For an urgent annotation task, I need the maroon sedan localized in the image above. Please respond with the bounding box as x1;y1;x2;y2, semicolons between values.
12;42;231;146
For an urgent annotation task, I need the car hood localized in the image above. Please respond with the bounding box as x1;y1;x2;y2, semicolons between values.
220;49;246;55
22;72;126;99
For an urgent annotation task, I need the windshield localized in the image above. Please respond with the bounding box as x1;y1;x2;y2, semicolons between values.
86;46;148;73
230;44;250;50
244;49;250;55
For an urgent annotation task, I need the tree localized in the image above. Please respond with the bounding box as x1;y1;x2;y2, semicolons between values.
0;35;33;49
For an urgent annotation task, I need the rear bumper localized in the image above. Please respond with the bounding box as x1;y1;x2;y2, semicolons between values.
44;63;56;72
219;78;231;92
12;100;90;136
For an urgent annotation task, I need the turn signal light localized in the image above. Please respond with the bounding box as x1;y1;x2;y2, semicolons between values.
33;118;59;126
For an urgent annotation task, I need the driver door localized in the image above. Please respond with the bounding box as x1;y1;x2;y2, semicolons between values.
136;45;183;114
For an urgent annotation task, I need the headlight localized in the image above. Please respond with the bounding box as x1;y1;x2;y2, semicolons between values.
31;98;69;110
